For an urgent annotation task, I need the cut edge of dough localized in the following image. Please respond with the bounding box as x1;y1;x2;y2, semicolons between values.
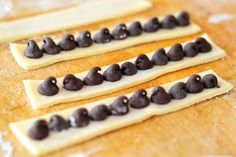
10;22;201;70
10;70;234;156
23;34;226;110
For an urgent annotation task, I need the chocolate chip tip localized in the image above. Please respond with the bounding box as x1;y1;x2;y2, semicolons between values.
25;40;43;59
103;64;122;82
135;54;153;70
76;31;93;48
28;119;49;140
63;74;83;91
38;76;59;96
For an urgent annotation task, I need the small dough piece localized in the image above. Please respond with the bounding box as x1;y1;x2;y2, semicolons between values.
10;19;201;70
10;70;234;156
0;0;151;43
23;34;226;110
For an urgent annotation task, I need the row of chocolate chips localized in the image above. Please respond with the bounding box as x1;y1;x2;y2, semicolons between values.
29;73;219;140
25;11;191;59
38;37;212;96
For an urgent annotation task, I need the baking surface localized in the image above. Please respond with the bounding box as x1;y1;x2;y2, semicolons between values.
0;0;236;157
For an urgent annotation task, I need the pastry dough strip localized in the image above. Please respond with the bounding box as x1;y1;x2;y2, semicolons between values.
0;0;152;42
10;21;201;70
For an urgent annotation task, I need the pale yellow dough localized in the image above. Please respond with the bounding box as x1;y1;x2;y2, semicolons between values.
23;34;226;110
10;21;201;70
10;70;234;156
0;0;151;42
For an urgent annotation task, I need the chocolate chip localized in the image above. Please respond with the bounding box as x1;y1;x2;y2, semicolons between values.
38;76;59;96
112;23;128;40
129;89;150;109
90;105;110;121
120;62;137;76
83;67;104;85
183;42;199;57
135;54;153;70
63;74;83;91
76;31;93;48
41;37;60;55
24;40;43;58
94;28;112;44
169;82;187;99
49;115;70;132
69;108;90;127
128;21;143;36
167;43;184;61
177;11;190;26
161;15;178;29
143;17;160;32
185;74;204;93
202;74;219;88
151;86;171;105
110;96;129;115
59;34;77;51
103;64;122;82
151;48;169;65
195;37;212;53
28;120;49;140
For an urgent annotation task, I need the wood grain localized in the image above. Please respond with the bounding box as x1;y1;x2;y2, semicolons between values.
0;0;236;156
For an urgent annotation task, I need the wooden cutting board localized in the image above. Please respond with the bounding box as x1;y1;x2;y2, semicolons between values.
1;0;236;156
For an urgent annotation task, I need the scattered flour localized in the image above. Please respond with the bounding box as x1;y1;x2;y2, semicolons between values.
68;146;105;157
208;13;234;24
0;132;13;157
201;155;234;157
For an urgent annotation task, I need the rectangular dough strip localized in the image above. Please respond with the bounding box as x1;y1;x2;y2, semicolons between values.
0;0;152;43
10;15;201;70
23;34;226;110
10;70;234;156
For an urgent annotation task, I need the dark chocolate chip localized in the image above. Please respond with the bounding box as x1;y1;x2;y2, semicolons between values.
76;31;93;48
103;64;122;82
151;48;169;65
177;11;190;26
202;74;219;88
112;23;128;40
24;40;43;58
129;89;150;109
167;43;184;61
183;42;199;57
151;86;171;105
93;28;112;44
128;21;143;36
195;37;212;53
169;82;187;99
135;54;153;70
143;17;160;32
110;96;129;116
83;67;104;85
63;74;83;91
120;62;137;76
69;108;90;127
59;34;77;51
49;115;70;132
41;37;60;55
161;15;178;29
38;76;59;96
90;105;110;121
185;74;204;93
28;120;49;140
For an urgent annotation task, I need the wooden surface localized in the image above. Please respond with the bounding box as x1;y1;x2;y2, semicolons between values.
1;0;236;156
